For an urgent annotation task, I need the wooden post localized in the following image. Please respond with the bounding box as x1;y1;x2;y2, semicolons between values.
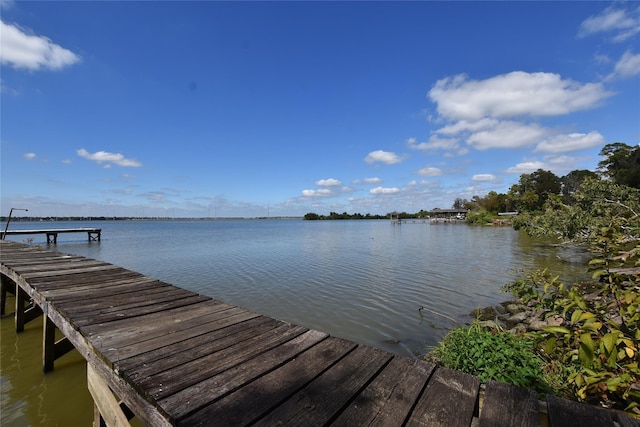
1;274;16;316
87;364;133;427
43;315;76;373
15;287;43;332
15;286;27;332
43;316;56;372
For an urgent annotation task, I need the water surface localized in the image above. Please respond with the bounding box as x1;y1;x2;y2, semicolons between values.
1;219;588;425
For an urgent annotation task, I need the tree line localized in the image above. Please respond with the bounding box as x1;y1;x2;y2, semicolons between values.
462;142;638;224
304;142;639;222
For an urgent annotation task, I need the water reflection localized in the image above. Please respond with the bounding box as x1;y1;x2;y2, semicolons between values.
0;299;93;426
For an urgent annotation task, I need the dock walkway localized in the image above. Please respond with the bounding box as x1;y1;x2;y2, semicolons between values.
0;240;636;427
3;227;101;243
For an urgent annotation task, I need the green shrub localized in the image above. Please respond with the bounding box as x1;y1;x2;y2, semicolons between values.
504;269;640;414
427;323;549;396
510;179;640;415
465;209;496;225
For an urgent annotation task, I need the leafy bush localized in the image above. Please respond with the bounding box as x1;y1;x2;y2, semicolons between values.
504;269;639;414
427;323;549;396
465;209;497;225
509;178;640;415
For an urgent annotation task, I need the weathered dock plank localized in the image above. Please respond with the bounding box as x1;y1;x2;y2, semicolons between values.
547;394;614;427
142;323;311;400
82;301;234;348
158;329;332;419
119;316;282;376
73;293;212;328
254;345;394;426
478;380;539;427
176;334;354;426
1;240;629;427
331;357;435;427
41;277;162;301
405;367;481;427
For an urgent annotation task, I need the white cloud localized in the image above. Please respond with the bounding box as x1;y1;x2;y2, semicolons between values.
61;159;72;164
466;120;548;150
428;70;612;153
353;177;382;185
407;135;461;151
578;5;640;42
472;174;499;182
429;71;612;121
364;150;403;165
608;50;640;80
316;178;341;187
534;131;605;154
77;149;142;167
0;20;80;71
418;166;442;177
370;186;400;195
437;118;498;136
302;188;332;197
24;152;36;160
505;161;546;174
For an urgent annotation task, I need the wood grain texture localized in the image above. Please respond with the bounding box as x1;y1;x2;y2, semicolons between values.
405;367;480;427
547;394;613;427
479;380;538;427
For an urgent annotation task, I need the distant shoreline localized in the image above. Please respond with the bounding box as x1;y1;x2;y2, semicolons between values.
0;216;304;222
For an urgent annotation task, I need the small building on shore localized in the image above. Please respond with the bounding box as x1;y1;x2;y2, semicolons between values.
430;208;469;220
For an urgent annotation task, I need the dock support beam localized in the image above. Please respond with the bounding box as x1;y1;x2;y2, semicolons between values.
1;274;16;316
88;364;134;427
15;287;42;332
43;316;75;373
88;231;101;242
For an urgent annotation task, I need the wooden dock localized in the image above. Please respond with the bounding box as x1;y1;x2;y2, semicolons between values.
3;227;101;243
0;240;637;427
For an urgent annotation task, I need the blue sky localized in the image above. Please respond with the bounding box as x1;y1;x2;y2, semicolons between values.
1;1;639;218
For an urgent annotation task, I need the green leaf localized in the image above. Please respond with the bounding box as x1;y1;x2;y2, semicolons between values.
545;337;556;354
605;377;622;391
543;326;570;334
602;333;617;353
591;269;608;279
579;334;595;367
588;258;606;265
571;310;583;324
581;321;603;332
579;312;595;321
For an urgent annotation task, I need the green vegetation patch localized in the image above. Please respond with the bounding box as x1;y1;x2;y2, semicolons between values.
428;323;548;395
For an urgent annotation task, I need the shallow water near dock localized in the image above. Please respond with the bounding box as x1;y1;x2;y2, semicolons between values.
1;219;589;426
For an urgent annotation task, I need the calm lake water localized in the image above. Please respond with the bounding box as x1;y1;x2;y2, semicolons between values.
1;219;589;426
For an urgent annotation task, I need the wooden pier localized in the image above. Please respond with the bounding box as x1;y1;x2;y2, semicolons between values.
3;227;101;243
0;240;637;427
